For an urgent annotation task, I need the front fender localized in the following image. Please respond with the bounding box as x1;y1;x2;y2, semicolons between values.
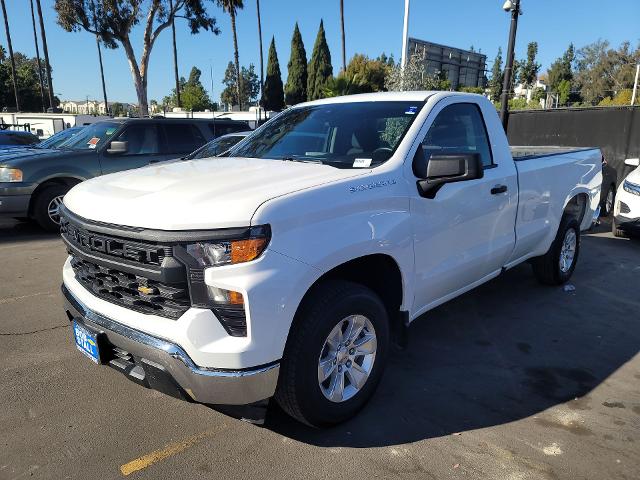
252;171;415;311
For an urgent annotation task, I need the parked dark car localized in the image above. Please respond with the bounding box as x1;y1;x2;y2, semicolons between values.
0;130;40;149
186;131;251;159
0;118;249;231
600;156;618;216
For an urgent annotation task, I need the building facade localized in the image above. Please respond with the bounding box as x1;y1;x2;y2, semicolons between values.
407;38;487;90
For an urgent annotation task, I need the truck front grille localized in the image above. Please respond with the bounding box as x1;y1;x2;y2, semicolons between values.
70;257;190;319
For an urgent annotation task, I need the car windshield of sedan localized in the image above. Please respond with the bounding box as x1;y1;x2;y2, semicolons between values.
58;122;120;151
227;101;423;168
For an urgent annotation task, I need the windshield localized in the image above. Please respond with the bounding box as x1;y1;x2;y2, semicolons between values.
37;127;83;149
188;134;247;160
227;101;423;167
58;122;120;151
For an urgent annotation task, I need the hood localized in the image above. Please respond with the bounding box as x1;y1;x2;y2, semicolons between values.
625;166;640;185
63;157;367;230
0;147;73;164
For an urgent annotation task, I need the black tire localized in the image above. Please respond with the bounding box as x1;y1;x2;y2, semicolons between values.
612;218;627;238
600;184;615;217
531;216;580;285
275;280;390;427
32;184;69;232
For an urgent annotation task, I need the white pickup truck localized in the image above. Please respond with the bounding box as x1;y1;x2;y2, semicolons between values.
60;92;602;426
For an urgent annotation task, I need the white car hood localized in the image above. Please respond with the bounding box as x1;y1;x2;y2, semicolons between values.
64;157;366;230
625;166;640;185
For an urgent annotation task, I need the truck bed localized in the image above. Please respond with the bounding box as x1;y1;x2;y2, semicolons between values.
510;146;597;161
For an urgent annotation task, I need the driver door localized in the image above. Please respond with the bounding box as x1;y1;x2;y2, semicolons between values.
410;99;518;315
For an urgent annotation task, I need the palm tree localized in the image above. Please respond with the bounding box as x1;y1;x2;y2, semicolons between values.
218;0;244;110
340;0;346;73
256;0;264;95
169;0;181;107
0;0;19;111
90;1;109;115
29;0;46;112
35;0;55;111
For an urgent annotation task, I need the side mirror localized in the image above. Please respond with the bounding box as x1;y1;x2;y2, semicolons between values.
624;158;640;168
107;140;128;155
413;148;484;198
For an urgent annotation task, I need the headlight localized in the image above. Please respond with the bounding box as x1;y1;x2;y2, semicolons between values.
179;225;270;337
185;225;270;267
623;180;640;196
0;167;23;182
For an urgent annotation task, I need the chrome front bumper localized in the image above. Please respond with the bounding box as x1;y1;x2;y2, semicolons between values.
62;285;279;405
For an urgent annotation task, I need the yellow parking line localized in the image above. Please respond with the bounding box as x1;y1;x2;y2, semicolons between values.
119;428;218;476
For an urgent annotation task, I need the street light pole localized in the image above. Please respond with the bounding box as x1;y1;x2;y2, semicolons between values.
631;64;640;106
400;0;410;69
499;0;521;131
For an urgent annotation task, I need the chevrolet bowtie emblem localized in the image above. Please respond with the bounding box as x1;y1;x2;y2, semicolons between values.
138;286;157;295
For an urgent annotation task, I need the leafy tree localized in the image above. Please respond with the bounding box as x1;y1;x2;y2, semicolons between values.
547;43;575;105
344;54;390;92
376;52;395;67
111;102;125;116
217;0;244;109
220;61;259;108
557;79;571;106
180;66;214;110
0;51;56;111
307;19;333;100
519;42;540;88
458;86;484;94
322;74;368;97
488;48;503;102
384;53;442;91
531;86;546;102
284;22;307;105
261;37;284;111
599;89;639;106
575;40;640;105
54;0;219;117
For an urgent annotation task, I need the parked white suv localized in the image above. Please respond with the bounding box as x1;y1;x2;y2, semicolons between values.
612;157;640;237
60;92;602;426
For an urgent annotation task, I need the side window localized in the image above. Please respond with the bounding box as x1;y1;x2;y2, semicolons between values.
162;124;206;154
421;103;493;167
116;125;159;155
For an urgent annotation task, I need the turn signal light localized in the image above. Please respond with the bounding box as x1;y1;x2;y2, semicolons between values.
231;238;268;264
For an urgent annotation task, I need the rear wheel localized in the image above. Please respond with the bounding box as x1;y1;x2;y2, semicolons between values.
600;185;615;217
531;216;580;285
275;280;389;427
32;184;69;232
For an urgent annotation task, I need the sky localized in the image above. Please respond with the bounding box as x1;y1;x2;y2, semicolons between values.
1;0;639;105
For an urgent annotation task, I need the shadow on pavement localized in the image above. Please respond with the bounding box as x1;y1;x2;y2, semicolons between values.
264;230;640;446
0;219;59;244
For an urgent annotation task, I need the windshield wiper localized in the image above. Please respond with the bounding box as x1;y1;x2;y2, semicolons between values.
279;156;323;164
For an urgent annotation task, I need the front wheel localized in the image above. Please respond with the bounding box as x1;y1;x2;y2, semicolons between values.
531;216;580;285
275;280;389;427
612;218;627;238
32;184;69;232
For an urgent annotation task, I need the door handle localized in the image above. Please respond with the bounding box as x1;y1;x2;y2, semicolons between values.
491;184;508;195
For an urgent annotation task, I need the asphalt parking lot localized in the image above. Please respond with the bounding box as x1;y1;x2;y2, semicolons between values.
1;218;639;480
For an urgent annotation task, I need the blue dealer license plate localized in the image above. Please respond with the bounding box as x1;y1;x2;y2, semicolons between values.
73;321;100;364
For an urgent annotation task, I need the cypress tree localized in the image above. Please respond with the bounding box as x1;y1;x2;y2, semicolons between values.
307;19;333;101
284;22;307;105
261;37;285;111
